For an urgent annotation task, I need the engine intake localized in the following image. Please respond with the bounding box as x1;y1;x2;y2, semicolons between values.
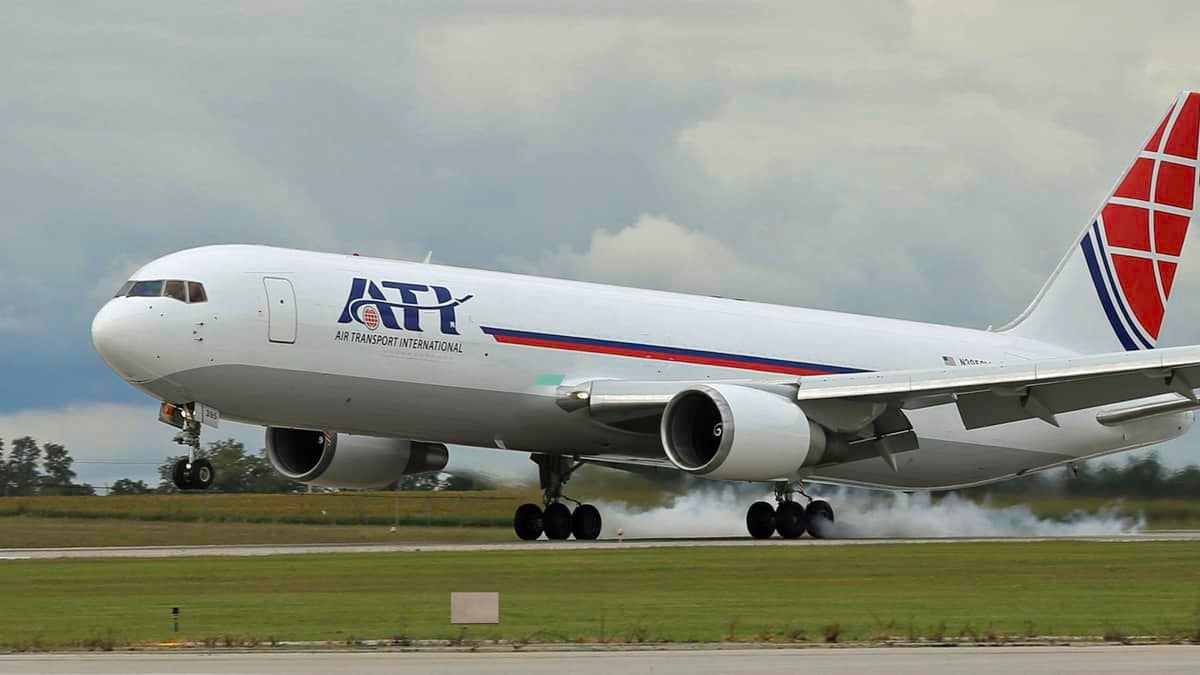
661;384;826;481
265;428;449;489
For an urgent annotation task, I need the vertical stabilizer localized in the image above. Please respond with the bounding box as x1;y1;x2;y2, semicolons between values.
1002;92;1200;353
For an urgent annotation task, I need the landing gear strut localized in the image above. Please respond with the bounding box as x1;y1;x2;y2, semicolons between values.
744;482;836;539
512;454;603;541
169;405;216;491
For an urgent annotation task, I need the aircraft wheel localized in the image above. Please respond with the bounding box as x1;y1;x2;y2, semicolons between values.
775;501;807;539
543;502;573;540
745;501;776;539
571;504;602;540
806;500;835;539
513;503;544;541
191;459;215;490
172;458;192;490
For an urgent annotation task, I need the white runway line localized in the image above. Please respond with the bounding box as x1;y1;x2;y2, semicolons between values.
1;530;1199;560
2;646;1200;675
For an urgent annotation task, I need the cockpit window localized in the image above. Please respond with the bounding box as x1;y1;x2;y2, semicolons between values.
119;280;208;303
164;280;187;302
128;280;164;297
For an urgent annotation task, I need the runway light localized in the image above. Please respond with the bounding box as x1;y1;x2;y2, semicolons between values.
617;528;624;543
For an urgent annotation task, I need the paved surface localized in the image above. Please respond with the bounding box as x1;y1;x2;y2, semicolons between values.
1;531;1199;560
1;646;1198;674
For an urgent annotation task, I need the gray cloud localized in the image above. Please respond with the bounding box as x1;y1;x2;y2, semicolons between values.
5;2;1200;469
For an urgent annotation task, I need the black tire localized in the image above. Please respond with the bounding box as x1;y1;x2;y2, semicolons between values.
571;504;602;540
543;502;573;540
191;459;215;490
513;503;544;541
745;501;776;539
172;458;191;491
806;500;835;539
775;501;807;539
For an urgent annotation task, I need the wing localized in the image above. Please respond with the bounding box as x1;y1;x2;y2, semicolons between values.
792;344;1200;429
558;344;1200;433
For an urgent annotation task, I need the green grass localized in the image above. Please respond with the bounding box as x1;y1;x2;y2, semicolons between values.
0;492;531;528
0;490;673;531
4;492;1199;531
1;542;1199;648
0;517;510;548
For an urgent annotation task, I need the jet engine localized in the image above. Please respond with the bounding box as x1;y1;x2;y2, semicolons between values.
265;428;449;489
660;384;828;481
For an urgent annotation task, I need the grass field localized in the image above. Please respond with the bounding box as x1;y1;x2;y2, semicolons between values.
0;542;1198;648
0;491;536;528
0;517;510;548
0;489;671;528
2;492;1199;536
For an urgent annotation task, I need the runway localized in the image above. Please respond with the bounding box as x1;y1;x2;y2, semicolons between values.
1;647;1198;674
1;530;1198;559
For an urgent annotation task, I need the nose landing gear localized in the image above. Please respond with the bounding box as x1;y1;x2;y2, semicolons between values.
172;457;215;491
512;454;603;541
165;404;217;491
745;482;836;539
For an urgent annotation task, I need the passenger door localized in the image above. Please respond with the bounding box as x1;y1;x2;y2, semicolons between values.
263;277;297;344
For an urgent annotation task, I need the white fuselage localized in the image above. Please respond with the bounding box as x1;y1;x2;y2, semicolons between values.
91;245;1192;490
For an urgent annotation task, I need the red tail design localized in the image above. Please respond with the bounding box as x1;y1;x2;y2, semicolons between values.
1100;92;1199;341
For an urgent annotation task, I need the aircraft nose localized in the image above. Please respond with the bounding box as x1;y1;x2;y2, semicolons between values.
92;300;157;382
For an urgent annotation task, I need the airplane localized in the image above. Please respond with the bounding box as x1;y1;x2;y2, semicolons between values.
93;91;1200;541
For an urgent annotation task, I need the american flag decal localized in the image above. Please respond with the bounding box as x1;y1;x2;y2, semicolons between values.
1082;93;1199;350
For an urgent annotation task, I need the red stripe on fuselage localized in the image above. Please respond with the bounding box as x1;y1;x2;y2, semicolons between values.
486;333;837;376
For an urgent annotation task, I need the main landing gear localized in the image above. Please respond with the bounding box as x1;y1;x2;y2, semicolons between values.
745;482;836;539
513;454;603;541
168;407;215;491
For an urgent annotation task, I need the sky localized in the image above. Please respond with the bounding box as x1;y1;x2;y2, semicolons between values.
4;1;1200;488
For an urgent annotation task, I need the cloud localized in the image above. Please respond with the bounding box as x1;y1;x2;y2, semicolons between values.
7;2;1200;345
511;214;812;303
6;2;1200;478
0;310;38;336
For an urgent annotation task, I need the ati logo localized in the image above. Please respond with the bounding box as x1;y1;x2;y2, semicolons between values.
338;278;473;335
362;305;381;331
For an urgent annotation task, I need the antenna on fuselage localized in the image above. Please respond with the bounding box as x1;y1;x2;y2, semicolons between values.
422;251;433;264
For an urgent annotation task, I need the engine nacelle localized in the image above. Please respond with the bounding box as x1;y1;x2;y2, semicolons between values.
265;428;449;489
661;384;827;481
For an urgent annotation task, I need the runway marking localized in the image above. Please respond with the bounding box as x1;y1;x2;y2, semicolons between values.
2;645;1199;674
1;531;1198;559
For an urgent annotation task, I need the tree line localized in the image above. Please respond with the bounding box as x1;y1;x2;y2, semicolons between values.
0;437;482;495
0;437;93;496
0;436;299;495
3;434;1198;497
965;452;1200;500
